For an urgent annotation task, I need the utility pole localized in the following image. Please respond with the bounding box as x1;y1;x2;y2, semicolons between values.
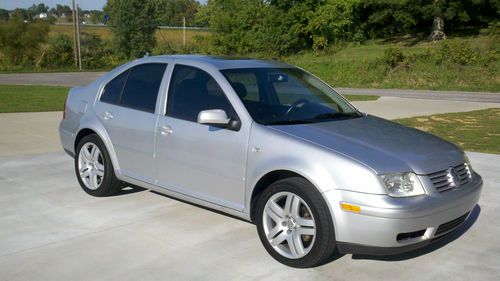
75;0;82;70
72;0;77;67
183;16;186;47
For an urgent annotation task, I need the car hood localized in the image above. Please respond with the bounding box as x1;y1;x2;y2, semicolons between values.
270;115;465;175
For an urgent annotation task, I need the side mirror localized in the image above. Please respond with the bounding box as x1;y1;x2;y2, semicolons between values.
197;109;241;131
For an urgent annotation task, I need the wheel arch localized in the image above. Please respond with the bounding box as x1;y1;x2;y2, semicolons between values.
74;128;98;152
250;169;317;222
74;125;121;174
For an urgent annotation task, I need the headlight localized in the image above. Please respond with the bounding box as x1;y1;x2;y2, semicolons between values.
379;173;425;197
464;155;473;173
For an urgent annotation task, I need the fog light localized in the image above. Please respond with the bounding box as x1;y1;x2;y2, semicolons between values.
341;202;361;213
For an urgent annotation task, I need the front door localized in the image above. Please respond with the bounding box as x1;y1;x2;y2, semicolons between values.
155;64;248;210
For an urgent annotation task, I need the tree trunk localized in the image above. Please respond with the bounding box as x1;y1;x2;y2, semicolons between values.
429;0;446;41
429;16;446;41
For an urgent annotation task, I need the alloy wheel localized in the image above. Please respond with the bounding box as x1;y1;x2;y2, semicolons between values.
78;142;105;190
262;191;316;259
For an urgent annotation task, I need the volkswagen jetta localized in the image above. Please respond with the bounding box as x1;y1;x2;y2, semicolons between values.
59;55;482;268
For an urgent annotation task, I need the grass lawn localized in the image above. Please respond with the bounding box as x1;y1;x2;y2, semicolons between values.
0;85;69;113
395;108;500;154
49;24;209;51
0;84;377;113
284;32;500;92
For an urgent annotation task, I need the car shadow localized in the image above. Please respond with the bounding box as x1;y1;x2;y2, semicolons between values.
115;184;147;196
350;204;481;262
114;184;481;264
149;190;253;224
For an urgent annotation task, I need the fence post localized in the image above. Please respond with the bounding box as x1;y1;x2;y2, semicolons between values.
183;17;186;48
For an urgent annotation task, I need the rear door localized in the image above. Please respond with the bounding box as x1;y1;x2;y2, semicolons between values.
95;63;168;183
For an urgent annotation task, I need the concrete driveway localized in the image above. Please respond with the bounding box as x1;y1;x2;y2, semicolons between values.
0;92;499;280
0;151;498;281
352;97;500;119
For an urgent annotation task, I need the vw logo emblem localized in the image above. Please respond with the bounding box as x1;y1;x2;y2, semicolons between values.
447;167;460;187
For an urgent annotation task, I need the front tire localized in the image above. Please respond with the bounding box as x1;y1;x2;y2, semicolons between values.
75;134;121;197
255;177;337;268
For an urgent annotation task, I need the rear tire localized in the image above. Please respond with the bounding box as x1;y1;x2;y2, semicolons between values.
255;177;337;268
75;134;121;197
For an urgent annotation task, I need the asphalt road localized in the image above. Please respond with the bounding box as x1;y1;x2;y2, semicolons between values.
0;72;105;87
0;151;498;281
0;72;499;103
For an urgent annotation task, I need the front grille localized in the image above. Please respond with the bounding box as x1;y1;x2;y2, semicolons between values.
435;212;469;236
427;163;471;193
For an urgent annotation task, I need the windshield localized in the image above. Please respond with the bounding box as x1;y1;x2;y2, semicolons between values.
221;68;361;125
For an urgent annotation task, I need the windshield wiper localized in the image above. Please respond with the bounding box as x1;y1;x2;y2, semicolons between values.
265;119;316;125
311;112;360;120
265;113;361;125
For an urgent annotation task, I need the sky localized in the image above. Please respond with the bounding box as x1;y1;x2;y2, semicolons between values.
0;0;207;11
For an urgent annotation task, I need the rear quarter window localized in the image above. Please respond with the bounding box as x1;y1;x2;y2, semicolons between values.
100;70;129;104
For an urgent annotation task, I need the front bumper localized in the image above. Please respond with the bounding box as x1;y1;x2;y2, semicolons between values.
323;172;482;255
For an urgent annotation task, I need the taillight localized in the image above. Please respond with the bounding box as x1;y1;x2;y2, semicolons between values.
63;95;68;119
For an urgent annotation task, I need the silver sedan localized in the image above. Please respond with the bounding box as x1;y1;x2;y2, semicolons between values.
59;55;482;268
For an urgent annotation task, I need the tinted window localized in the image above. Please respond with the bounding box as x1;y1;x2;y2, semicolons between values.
121;63;167;113
221;68;359;125
101;70;129;104
167;65;235;122
272;72;332;106
223;71;260;102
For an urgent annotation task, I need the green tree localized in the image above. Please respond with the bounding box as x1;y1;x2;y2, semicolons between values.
160;0;200;26
0;16;49;65
55;4;72;17
206;0;271;54
11;9;29;21
0;9;9;22
205;0;359;54
89;10;104;24
43;34;74;68
304;0;362;50
203;0;499;55
106;0;163;58
194;3;211;27
359;0;499;38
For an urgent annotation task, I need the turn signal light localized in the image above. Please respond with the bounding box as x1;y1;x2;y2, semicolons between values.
341;203;361;213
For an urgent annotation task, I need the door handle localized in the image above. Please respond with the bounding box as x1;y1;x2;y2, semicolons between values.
158;125;173;136
102;111;114;120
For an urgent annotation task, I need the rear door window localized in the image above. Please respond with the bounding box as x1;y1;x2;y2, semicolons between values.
100;63;167;113
121;63;167;113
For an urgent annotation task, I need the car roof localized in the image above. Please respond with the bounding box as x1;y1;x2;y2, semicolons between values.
149;55;295;70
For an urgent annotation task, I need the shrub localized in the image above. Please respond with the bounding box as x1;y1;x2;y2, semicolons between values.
312;36;329;52
381;48;405;68
43;34;73;68
81;33;113;69
152;42;176;55
0;17;49;66
450;44;477;65
488;21;500;35
434;41;479;66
